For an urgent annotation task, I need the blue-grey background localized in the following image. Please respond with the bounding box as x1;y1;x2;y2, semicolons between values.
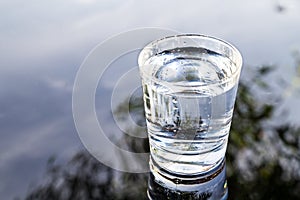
1;0;300;199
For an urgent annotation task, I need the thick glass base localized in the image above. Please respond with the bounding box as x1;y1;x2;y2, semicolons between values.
147;158;228;200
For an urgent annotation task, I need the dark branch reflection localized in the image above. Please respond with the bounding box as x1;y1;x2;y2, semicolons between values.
23;66;300;200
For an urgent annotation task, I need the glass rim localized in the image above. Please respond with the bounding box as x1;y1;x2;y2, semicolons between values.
138;34;243;88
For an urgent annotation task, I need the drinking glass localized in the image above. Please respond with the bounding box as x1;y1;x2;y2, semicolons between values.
138;34;242;179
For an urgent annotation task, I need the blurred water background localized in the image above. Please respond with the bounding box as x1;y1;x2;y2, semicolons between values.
1;0;300;199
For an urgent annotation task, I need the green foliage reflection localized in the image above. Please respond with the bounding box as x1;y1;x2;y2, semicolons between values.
24;67;300;200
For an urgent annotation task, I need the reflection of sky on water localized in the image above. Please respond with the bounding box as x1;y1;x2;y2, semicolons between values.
1;0;300;199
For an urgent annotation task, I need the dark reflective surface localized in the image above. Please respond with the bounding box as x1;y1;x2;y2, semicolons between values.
1;1;300;199
14;67;300;200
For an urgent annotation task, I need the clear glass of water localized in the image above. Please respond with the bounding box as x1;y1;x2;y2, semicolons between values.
138;34;242;178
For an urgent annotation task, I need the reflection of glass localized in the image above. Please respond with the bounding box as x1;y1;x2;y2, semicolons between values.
138;34;242;198
148;161;228;200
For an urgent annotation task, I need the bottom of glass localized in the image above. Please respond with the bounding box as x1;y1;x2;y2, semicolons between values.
148;158;228;200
